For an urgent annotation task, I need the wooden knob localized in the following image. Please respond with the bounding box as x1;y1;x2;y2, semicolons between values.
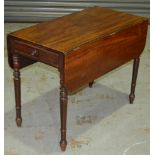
31;49;39;56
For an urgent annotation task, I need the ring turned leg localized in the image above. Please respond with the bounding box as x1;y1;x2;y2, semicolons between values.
13;54;22;126
89;81;94;88
60;80;68;151
129;58;140;104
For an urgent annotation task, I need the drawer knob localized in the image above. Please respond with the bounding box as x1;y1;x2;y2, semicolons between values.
31;49;39;56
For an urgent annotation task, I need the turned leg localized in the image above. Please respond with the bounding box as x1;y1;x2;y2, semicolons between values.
89;81;94;88
129;58;140;104
59;79;68;151
13;54;22;126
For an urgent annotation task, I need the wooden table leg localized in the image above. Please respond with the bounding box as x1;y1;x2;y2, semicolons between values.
58;54;68;151
129;58;140;104
89;81;94;88
13;54;22;126
59;72;68;151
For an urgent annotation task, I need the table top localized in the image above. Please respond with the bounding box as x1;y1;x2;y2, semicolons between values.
9;6;147;55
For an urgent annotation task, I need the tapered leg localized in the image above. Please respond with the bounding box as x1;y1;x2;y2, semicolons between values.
59;79;68;151
129;58;140;104
89;81;94;88
13;54;22;126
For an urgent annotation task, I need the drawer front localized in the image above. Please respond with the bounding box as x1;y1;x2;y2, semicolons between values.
13;40;59;67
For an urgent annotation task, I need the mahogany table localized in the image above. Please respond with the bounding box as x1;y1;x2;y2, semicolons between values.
7;6;148;151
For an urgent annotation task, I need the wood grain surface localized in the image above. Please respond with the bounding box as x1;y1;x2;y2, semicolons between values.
8;6;147;54
64;21;148;92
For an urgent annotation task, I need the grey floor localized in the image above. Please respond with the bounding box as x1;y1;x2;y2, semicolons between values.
4;23;150;155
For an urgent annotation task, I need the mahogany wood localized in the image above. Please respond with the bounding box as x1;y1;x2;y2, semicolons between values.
8;6;147;54
129;58;140;103
7;37;36;69
13;40;59;68
64;21;148;92
59;54;68;151
13;54;22;126
7;6;148;151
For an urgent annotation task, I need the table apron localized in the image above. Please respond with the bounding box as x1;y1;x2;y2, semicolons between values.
12;40;59;68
